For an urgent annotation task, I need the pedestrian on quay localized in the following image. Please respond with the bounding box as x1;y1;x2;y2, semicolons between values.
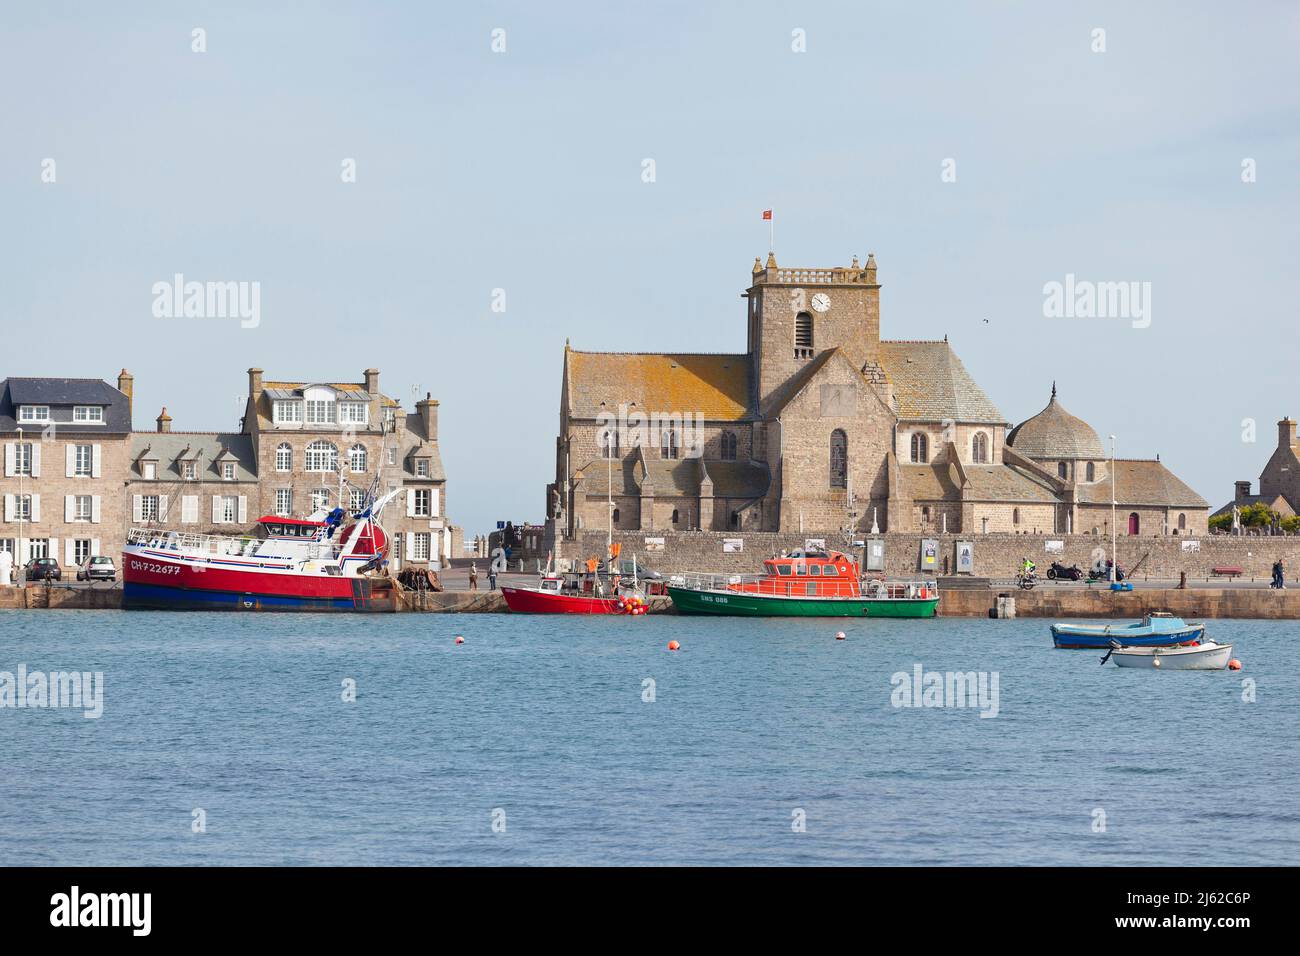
469;563;478;591
488;565;498;590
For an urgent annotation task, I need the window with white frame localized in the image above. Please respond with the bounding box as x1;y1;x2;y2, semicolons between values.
412;488;432;517
305;440;338;471
73;539;92;565
339;402;367;425
15;443;33;476
220;496;238;523
17;406;49;423
384;407;396;426
416;459;429;478
0;539;13;556
142;461;156;480
275;488;292;516
29;539;48;559
311;488;330;512
305;400;336;425
412;532;431;561
73;406;104;423
222;462;236;480
275;443;292;472
74;495;92;521
140;495;160;521
74;444;93;476
182;460;196;480
273;400;303;424
388;448;396;465
349;444;368;472
349;488;365;511
15;495;32;521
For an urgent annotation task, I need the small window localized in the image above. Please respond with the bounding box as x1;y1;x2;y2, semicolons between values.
720;432;737;461
416;459;429;478
660;429;679;460
73;406;104;423
17;405;49;423
349;444;368;473
730;511;740;530
600;428;619;459
1013;507;1021;525
1057;462;1068;479
671;508;679;525
612;508;620;524
182;461;197;480
810;564;822;576
910;433;929;464
971;432;988;463
794;312;814;358
1086;462;1096;482
142;461;157;480
223;462;236;480
830;429;847;488
776;565;791;576
1178;512;1186;530
275;443;292;472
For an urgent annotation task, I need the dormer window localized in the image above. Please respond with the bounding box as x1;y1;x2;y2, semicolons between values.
142;461;157;480
273;400;303;424
73;406;104;423
416;459;429;478
17;405;49;423
339;402;368;425
222;462;236;481
305;399;336;425
182;461;197;480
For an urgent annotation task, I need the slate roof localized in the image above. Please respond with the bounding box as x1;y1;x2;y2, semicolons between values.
566;351;752;421
702;460;771;499
1007;388;1106;460
878;341;1005;423
128;432;258;481
0;377;132;433
1075;459;1208;509
901;463;1058;502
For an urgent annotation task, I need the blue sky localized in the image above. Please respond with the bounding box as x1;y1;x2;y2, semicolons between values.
2;2;1297;533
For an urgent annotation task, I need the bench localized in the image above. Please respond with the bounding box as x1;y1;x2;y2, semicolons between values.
1211;566;1243;579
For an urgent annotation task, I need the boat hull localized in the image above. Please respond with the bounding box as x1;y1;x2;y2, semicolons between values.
1111;642;1233;670
500;586;623;614
667;585;938;617
1051;622;1204;649
121;551;396;612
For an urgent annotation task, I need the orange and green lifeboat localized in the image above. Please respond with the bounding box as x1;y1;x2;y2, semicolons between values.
666;550;939;617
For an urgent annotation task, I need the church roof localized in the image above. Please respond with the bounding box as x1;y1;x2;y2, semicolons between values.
901;462;1059;503
566;351;751;421
1006;386;1106;460
878;341;1005;423
1076;459;1208;509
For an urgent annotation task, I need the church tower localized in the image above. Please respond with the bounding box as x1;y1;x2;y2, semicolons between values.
746;253;882;412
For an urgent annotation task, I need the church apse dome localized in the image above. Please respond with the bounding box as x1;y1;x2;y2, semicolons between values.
1007;385;1106;479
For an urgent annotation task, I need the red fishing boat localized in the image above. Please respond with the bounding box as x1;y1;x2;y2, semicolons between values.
501;551;649;615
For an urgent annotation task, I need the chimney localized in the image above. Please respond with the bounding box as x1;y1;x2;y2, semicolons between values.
1235;480;1252;502
156;407;172;433
1279;418;1296;449
364;368;380;395
117;369;134;420
416;392;439;440
247;368;264;402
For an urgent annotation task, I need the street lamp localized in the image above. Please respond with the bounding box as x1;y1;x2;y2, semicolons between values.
1109;434;1117;583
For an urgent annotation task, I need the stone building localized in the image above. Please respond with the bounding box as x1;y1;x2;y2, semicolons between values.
549;253;1207;541
0;372;135;568
1213;418;1300;521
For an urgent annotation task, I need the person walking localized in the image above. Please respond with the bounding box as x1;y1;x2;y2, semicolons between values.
488;565;497;591
469;563;478;592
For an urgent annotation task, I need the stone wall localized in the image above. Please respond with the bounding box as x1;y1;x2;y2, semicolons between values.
569;528;1300;581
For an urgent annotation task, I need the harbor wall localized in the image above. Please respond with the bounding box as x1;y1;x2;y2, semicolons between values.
570;530;1300;582
939;587;1300;619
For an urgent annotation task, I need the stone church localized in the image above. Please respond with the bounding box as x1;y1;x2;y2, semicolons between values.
549;254;1207;539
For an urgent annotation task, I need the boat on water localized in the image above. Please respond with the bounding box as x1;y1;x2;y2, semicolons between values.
500;552;651;615
666;549;938;617
122;489;404;612
1050;612;1204;649
1102;640;1234;670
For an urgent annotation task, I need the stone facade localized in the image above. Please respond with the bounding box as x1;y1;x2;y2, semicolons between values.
1215;418;1300;522
548;254;1208;549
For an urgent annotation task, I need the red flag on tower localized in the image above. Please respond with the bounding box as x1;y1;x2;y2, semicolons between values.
761;210;772;220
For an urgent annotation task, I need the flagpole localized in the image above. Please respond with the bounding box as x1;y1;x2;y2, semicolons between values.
769;214;774;253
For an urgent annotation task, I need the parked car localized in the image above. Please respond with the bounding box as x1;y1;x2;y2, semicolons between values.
24;557;62;582
77;555;117;582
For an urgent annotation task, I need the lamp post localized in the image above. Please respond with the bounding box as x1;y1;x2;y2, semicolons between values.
16;426;24;584
1109;434;1117;583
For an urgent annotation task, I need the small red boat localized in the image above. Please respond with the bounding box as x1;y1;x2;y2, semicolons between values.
500;553;650;615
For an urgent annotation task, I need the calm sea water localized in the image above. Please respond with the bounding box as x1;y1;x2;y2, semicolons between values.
1;610;1296;866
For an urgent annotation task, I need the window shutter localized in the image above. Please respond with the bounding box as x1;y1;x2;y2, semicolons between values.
91;539;100;557
30;495;40;522
65;495;75;522
182;496;197;524
406;489;416;517
212;495;221;523
238;496;247;524
66;445;76;477
430;487;440;518
3;495;12;522
159;495;169;521
91;496;102;523
30;444;40;478
405;532;414;565
132;495;143;523
65;539;75;566
3;444;13;477
47;537;57;562
92;445;102;478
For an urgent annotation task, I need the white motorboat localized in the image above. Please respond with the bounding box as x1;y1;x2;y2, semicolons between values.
1103;640;1234;670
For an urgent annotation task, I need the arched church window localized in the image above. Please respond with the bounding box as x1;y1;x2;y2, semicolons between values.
1086;462;1095;482
730;510;741;530
599;427;619;459
830;429;847;488
660;428;678;460
1128;513;1140;535
794;312;814;358
910;433;928;464
1013;507;1021;526
720;431;737;461
612;508;620;524
921;506;931;524
1178;512;1186;530
671;508;680;525
971;432;988;463
1058;462;1068;479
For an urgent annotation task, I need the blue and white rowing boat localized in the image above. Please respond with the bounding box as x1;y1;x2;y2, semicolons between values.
1050;612;1205;649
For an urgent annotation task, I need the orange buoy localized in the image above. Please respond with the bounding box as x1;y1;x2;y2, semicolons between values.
667;640;680;651
454;635;465;645
836;631;846;641
1228;658;1242;670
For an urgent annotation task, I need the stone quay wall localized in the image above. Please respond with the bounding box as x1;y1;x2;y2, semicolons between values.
570;529;1300;582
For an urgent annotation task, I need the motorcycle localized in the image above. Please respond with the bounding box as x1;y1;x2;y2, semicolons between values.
1047;561;1083;581
1086;560;1125;583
